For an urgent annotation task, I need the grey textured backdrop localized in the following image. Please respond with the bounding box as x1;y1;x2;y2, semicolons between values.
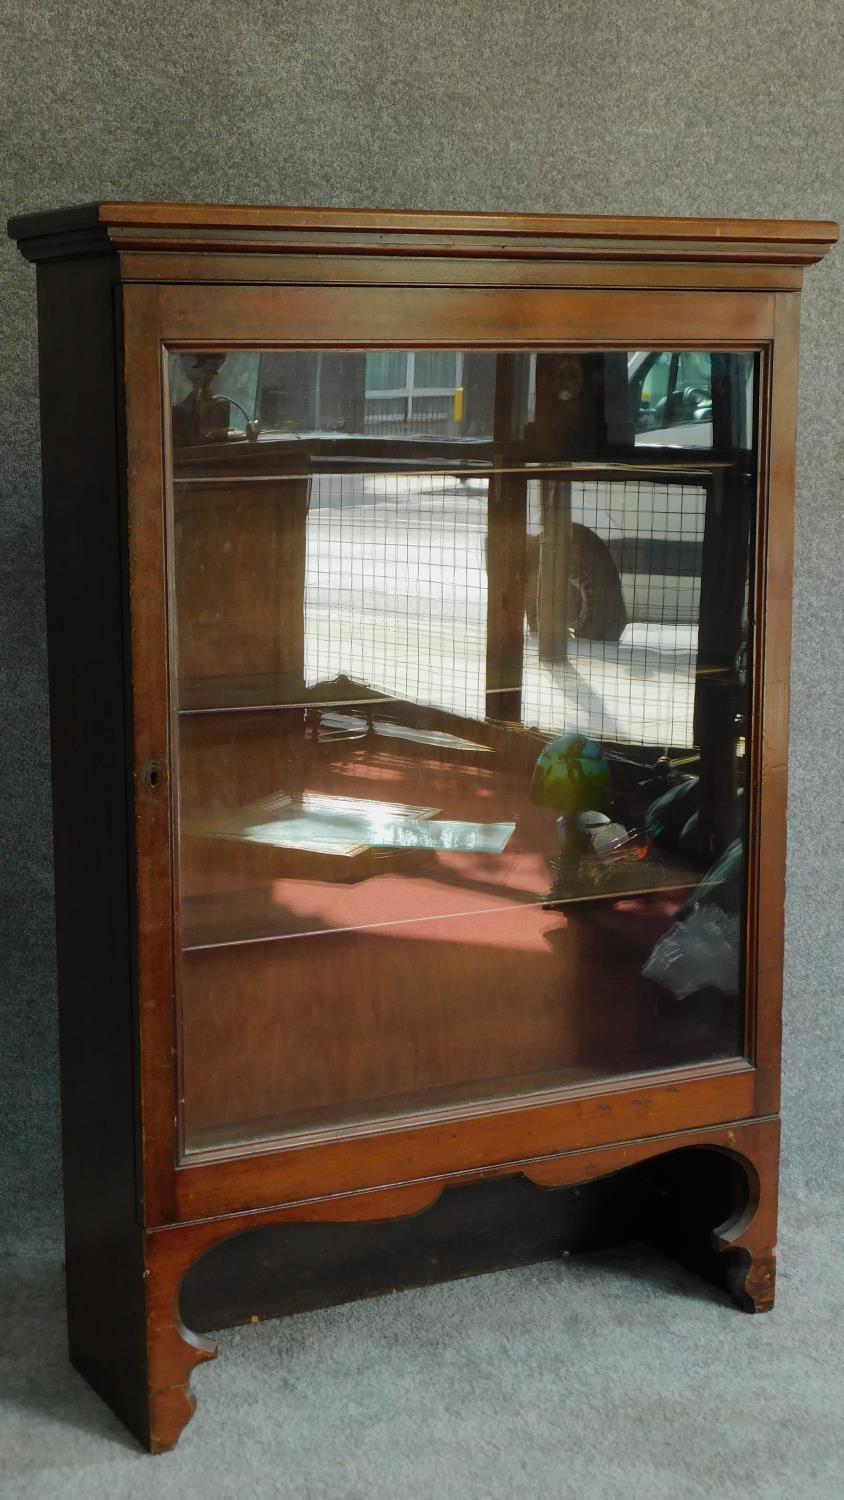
2;0;843;1224
2;0;842;1242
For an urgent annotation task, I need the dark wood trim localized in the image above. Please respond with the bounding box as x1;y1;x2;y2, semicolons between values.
140;1114;778;1451
154;282;775;347
79;204;844;241
9;201;837;269
121;285;180;1225
107;228;838;266
170;1065;756;1224
119;252;806;292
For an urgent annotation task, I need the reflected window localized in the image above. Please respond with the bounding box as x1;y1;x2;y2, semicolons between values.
364;351;465;434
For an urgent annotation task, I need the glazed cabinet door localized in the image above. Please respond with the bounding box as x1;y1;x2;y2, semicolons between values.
121;283;786;1223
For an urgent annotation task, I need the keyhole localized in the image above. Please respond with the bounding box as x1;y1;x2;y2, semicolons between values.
143;760;163;789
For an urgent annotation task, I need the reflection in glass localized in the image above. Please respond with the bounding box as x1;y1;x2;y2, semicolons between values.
168;349;756;1155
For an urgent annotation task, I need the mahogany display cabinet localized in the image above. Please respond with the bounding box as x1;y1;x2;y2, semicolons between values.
9;202;837;1452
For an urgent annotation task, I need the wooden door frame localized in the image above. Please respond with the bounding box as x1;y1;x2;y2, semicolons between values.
120;280;793;1228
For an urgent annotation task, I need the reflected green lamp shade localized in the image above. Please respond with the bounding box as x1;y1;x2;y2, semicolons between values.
530;732;611;814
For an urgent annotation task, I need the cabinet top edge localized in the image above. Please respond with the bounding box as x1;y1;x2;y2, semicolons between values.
8;200;839;267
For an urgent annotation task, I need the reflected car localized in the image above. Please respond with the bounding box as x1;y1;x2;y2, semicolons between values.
526;352;753;641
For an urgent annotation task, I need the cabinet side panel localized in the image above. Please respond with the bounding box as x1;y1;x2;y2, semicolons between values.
750;293;801;1114
35;258;149;1434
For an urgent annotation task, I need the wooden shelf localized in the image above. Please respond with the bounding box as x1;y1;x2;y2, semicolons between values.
172;449;735;484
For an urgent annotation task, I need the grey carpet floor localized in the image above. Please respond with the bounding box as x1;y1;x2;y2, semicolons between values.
2;1179;843;1499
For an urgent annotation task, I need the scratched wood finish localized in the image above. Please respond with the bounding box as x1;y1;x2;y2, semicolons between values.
7;203;835;1452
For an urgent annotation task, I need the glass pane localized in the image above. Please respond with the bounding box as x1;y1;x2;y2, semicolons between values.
413;350;459;388
364;395;408;427
171;352;261;438
168;348;757;1156
365;351;408;392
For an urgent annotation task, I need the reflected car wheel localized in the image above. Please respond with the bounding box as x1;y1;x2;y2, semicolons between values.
525;528;626;644
568;530;626;642
567;569;592;635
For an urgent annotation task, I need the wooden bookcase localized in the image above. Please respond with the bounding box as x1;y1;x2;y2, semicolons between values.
9;203;837;1451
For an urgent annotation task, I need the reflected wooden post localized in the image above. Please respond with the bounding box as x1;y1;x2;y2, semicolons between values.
530;353;603;666
485;354;528;723
173;443;311;899
694;468;752;856
537;478;571;664
172;444;308;709
695;353;754;857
